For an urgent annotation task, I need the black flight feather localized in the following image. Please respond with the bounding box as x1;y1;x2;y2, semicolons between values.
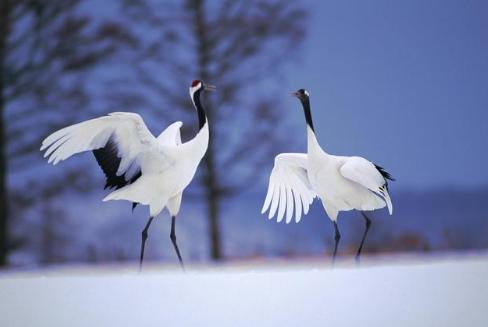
374;164;395;191
93;137;142;190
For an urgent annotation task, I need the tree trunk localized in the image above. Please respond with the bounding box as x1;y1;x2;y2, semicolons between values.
204;139;222;260
0;0;10;266
192;0;222;260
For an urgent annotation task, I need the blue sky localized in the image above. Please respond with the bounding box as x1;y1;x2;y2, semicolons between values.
284;0;488;189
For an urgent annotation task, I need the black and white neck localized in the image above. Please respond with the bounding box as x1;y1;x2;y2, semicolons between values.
190;81;207;131
300;96;315;133
294;89;315;133
293;88;324;154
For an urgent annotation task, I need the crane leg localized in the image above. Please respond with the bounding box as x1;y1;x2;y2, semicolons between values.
356;212;372;263
332;221;341;263
170;216;185;271
139;216;154;271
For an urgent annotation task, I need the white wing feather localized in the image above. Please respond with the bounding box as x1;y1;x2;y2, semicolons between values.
41;112;154;163
40;112;174;178
339;156;393;214
262;153;316;223
157;121;182;146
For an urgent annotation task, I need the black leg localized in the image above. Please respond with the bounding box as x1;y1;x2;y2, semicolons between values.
356;212;372;263
332;221;341;263
139;216;154;271
170;216;185;271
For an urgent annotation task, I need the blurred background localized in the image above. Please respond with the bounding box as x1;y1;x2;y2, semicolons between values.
1;0;487;268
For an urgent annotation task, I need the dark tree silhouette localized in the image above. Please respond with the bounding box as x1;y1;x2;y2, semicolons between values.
104;0;307;259
0;0;136;265
0;0;10;266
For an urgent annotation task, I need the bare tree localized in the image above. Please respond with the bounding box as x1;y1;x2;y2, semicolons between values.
0;0;136;265
105;0;307;259
0;0;11;266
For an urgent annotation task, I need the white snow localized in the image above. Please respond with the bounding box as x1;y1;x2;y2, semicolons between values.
1;255;487;327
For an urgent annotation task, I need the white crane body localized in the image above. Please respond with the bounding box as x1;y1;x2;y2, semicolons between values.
262;89;394;261
41;112;208;217
40;80;214;268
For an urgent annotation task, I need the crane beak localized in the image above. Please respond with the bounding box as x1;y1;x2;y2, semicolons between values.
204;84;216;92
290;91;300;98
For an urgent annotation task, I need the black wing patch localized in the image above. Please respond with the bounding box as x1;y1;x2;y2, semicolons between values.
374;164;395;190
93;137;142;190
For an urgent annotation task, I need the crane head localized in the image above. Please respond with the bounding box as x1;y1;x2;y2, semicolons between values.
291;88;310;100
190;80;216;96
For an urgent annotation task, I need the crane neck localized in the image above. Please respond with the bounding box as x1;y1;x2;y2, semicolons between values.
192;88;207;131
300;98;315;133
307;125;322;154
183;88;209;160
300;98;325;155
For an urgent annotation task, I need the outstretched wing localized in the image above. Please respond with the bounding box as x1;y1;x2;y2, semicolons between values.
156;121;182;146
41;112;165;190
261;153;316;223
339;156;394;214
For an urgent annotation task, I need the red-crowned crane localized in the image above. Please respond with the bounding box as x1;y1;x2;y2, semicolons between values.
41;80;215;270
262;89;394;262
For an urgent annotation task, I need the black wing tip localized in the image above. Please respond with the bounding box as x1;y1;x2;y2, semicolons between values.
374;164;395;181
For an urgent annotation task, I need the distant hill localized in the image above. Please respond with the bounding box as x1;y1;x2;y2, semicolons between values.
218;187;488;259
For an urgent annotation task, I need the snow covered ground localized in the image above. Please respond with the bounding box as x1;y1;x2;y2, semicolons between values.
1;254;487;327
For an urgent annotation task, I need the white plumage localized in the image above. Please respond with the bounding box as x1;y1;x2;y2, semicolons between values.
40;80;215;268
262;89;394;261
262;153;315;224
41;112;205;217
